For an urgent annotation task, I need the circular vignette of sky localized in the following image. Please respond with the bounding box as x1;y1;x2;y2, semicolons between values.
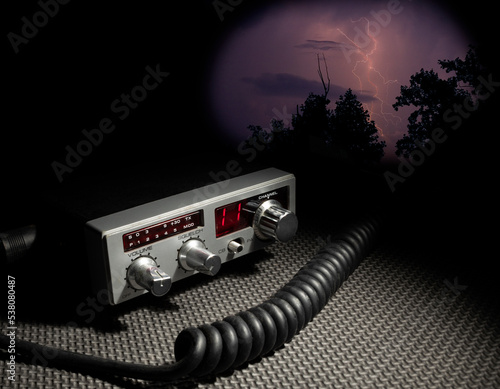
207;0;472;160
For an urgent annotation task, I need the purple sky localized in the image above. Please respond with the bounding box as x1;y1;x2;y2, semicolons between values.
207;0;472;161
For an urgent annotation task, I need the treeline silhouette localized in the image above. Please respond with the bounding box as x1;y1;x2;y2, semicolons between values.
244;46;488;166
246;88;386;167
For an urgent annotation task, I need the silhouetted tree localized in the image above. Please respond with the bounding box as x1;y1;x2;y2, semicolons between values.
438;46;486;91
288;54;332;148
332;89;386;162
293;92;332;141
393;47;481;157
269;118;293;148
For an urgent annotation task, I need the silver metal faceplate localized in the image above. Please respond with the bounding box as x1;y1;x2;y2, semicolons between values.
85;168;296;305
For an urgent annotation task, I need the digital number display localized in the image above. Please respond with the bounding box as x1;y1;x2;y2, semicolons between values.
214;186;289;238
123;211;203;251
214;200;251;238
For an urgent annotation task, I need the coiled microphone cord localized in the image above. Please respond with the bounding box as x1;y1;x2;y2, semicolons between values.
0;213;382;382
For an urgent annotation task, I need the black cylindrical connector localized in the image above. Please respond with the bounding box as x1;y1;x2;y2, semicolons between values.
0;225;37;266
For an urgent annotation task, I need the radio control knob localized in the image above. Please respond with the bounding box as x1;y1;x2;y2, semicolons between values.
252;200;298;242
178;239;221;276
126;256;171;297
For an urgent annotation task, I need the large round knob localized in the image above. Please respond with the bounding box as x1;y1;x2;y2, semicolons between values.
126;256;171;297
253;200;298;242
178;239;221;276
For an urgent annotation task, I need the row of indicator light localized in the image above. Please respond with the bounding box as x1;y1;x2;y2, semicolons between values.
123;211;202;251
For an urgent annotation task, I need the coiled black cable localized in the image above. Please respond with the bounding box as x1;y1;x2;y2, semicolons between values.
0;213;382;382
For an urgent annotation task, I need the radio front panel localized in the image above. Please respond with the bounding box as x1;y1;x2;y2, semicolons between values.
85;168;297;305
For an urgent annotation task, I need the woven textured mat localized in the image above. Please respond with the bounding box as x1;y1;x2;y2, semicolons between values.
2;224;500;388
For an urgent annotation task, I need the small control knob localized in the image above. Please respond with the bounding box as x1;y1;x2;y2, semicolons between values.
126;256;171;297
252;199;298;242
178;239;221;276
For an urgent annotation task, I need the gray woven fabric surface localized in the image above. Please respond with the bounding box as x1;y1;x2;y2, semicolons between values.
1;224;499;388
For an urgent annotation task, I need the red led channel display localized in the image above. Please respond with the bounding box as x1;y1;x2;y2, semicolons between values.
214;186;289;238
123;211;203;251
214;200;251;238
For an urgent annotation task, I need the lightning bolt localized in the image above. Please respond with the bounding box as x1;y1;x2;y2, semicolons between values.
337;18;401;138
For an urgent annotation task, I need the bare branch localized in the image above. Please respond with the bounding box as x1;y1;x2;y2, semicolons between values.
317;53;331;99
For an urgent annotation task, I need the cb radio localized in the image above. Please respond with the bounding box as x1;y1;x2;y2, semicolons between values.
84;168;297;305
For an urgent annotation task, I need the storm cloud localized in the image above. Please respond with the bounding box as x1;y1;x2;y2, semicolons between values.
242;72;375;102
